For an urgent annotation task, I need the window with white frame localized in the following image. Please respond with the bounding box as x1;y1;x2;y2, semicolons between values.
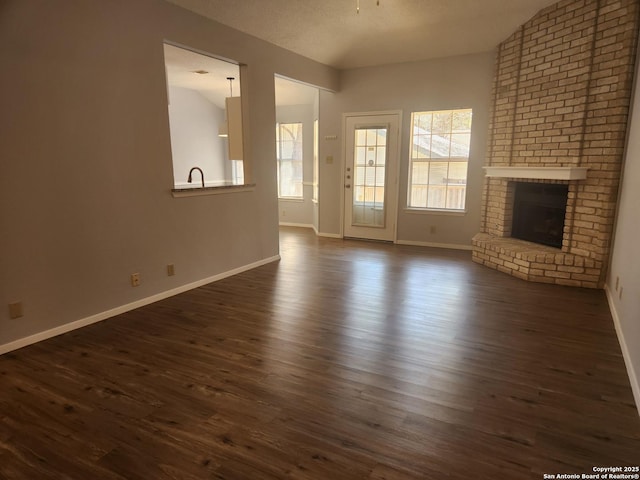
276;122;303;198
408;109;472;210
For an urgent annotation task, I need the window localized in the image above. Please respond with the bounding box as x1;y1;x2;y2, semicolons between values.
276;122;303;198
313;119;318;202
408;109;472;210
163;43;245;190
231;160;244;185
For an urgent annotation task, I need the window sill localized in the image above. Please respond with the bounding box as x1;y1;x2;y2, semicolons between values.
171;184;255;198
404;208;467;216
278;197;305;202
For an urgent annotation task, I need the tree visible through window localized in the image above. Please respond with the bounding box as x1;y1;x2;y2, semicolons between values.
277;122;303;198
408;109;472;210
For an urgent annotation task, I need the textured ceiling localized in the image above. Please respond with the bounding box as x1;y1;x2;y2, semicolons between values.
167;0;559;69
164;43;241;108
164;44;318;107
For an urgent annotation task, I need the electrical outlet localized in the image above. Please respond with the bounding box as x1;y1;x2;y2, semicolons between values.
8;302;23;319
281;210;286;217
131;273;141;287
167;264;175;276
430;225;437;234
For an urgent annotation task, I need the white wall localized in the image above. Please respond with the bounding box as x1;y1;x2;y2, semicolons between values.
318;52;494;246
607;42;640;412
277;104;315;226
0;0;338;351
168;86;230;186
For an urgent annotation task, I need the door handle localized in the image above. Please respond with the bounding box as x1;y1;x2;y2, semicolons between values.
345;185;351;188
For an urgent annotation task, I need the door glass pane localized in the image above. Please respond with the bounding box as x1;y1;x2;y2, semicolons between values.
352;127;387;227
365;167;376;186
366;129;377;145
364;187;375;203
367;147;376;165
377;128;387;145
356;129;367;145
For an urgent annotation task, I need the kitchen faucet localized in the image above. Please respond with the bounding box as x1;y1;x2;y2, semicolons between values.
187;167;204;188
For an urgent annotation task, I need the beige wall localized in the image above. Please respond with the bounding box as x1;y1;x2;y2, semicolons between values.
318;52;495;245
0;0;338;349
607;36;640;411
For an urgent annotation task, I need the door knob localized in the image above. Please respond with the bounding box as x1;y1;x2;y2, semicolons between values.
345;184;351;188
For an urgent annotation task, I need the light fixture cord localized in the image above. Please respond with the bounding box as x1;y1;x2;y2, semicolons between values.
227;76;235;97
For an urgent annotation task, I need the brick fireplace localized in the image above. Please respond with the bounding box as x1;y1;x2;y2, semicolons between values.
472;0;639;288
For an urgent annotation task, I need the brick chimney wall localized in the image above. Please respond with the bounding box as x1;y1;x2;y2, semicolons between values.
473;0;639;288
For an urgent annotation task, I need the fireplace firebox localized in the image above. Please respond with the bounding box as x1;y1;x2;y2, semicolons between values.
511;183;568;248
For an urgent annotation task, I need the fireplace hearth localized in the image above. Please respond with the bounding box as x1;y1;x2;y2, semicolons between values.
511;183;568;248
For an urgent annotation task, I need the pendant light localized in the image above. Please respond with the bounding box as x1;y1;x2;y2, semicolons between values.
356;0;379;14
218;76;235;138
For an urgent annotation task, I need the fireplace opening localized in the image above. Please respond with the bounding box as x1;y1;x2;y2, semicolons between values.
511;182;568;248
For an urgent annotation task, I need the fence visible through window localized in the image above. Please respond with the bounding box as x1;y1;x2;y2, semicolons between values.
408;109;472;211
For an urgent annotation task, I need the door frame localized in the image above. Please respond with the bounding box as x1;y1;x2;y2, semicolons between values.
340;110;402;242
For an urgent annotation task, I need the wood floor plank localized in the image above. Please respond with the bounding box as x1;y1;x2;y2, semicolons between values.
0;226;638;479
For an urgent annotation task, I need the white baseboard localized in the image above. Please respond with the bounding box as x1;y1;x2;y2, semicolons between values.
0;255;281;356
396;239;473;251
604;285;640;416
316;232;342;239
278;222;314;229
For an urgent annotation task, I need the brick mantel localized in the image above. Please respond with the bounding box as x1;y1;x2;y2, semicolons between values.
473;0;640;288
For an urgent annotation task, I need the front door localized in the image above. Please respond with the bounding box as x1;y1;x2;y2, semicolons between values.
343;113;400;242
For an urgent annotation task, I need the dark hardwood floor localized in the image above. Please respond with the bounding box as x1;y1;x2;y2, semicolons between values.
1;226;638;479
